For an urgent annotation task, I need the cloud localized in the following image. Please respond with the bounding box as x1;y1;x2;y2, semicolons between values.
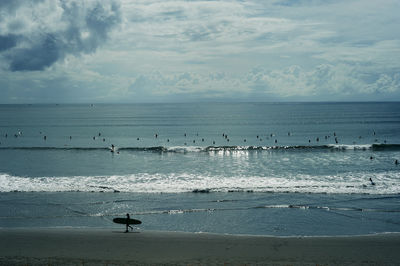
0;34;18;52
245;64;400;99
127;63;400;102
1;0;399;103
0;0;121;71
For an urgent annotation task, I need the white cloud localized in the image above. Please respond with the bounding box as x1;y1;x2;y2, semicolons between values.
1;0;400;102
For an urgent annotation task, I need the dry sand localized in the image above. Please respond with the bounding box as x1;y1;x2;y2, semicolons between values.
0;228;399;265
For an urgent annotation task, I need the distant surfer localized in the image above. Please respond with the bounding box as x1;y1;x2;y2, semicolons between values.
126;213;133;233
395;159;399;165
111;144;115;153
369;178;375;186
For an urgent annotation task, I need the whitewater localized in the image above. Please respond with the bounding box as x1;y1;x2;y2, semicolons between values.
1;102;399;236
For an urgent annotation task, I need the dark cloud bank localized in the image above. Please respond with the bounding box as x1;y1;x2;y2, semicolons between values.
0;0;121;71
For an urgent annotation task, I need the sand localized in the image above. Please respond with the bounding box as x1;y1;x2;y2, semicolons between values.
0;228;399;265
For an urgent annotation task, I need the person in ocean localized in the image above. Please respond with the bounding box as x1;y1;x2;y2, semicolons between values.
125;213;133;233
369;178;375;186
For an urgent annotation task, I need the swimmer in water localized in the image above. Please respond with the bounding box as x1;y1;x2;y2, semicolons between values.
369;178;375;186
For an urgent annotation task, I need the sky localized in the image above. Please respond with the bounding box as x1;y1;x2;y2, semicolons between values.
0;0;400;103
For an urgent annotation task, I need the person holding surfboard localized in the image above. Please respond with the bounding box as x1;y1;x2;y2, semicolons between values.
125;213;133;233
113;213;142;232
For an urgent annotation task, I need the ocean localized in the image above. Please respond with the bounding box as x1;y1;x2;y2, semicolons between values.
0;102;400;236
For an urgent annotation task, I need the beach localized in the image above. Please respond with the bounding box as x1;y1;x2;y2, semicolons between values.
1;228;399;265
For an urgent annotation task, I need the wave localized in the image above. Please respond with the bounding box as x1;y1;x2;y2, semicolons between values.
1;171;400;195
1;143;399;152
2;203;399;221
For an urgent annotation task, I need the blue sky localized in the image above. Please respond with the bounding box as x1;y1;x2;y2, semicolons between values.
0;0;399;103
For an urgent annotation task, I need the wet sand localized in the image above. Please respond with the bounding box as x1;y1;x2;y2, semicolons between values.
0;228;399;265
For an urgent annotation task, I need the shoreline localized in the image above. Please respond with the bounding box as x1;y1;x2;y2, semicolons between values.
1;228;400;265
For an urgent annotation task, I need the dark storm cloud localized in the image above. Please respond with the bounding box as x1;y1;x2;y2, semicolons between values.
7;34;61;71
0;0;121;71
0;34;18;52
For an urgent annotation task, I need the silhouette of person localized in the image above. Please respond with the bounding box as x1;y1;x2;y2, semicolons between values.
125;213;133;233
369;178;375;186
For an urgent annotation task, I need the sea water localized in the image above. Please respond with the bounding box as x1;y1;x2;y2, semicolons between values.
0;102;400;236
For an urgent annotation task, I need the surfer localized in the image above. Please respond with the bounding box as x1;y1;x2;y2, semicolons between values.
369;178;375;186
111;144;115;153
395;159;399;165
126;213;133;233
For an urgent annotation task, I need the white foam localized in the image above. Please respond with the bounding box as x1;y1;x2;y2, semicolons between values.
166;146;204;153
1;171;400;195
326;144;373;150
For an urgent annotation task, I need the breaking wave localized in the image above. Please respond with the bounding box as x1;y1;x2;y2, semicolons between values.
1;171;400;195
1;143;399;153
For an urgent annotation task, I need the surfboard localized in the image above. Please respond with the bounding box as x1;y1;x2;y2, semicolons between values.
113;217;142;225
